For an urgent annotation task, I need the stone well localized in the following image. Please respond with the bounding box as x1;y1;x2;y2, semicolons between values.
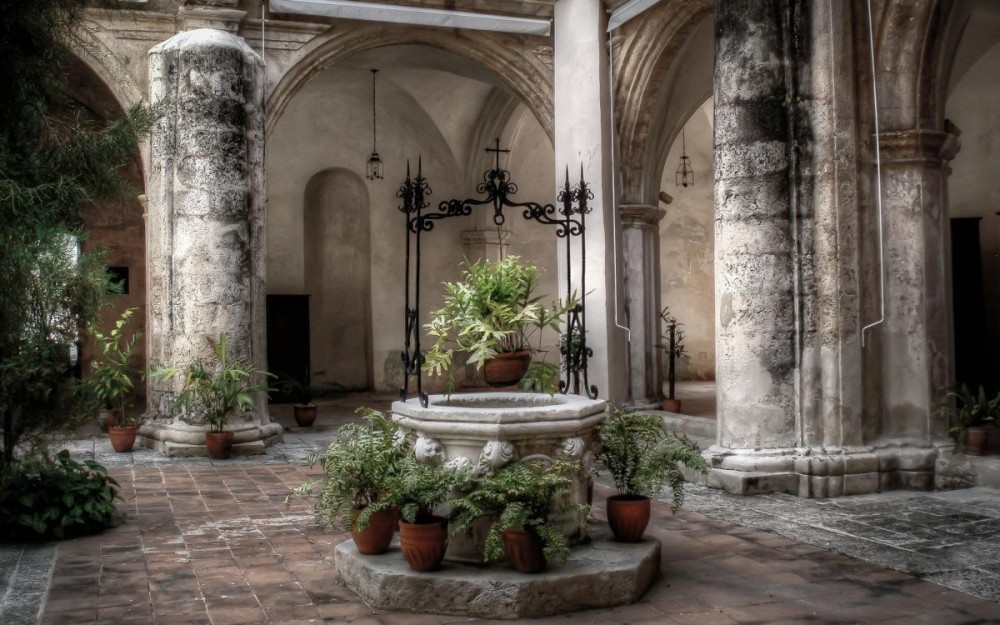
392;392;607;560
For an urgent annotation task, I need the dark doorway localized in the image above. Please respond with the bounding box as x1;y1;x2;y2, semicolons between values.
267;294;311;404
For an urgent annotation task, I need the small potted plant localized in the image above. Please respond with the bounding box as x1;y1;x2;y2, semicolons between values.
658;307;687;413
946;384;999;456
288;407;408;554
423;256;573;388
380;456;468;572
158;333;269;459
88;308;143;452
595;407;708;542
451;460;584;574
278;375;345;427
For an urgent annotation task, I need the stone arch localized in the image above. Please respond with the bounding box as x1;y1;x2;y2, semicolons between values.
69;23;144;112
612;0;713;205
265;24;553;141
303;167;373;389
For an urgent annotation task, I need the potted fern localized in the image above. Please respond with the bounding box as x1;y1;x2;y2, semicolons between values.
87;308;143;452
379;456;468;572
157;333;270;459
423;256;572;387
288;408;408;554
946;384;999;456
450;460;584;574
278;375;345;427
595;407;708;542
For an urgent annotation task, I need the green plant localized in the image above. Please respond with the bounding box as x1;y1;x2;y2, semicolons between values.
595;407;709;511
423;256;573;376
659;307;688;401
451;460;585;564
87;307;142;423
0;450;121;540
156;334;270;432
288;407;409;530
521;360;560;394
945;384;1000;454
383;456;469;524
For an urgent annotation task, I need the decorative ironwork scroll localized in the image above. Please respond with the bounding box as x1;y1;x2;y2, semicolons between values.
399;139;598;406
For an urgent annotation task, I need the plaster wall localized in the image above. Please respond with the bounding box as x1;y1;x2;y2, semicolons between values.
658;99;714;381
946;40;1000;393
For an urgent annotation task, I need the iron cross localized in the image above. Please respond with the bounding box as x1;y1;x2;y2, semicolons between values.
485;137;510;171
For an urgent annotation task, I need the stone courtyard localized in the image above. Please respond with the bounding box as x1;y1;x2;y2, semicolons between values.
2;396;999;625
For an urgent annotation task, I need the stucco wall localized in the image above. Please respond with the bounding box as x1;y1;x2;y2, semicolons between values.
658;98;714;380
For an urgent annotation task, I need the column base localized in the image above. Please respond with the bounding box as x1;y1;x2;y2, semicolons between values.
697;443;944;498
139;421;283;457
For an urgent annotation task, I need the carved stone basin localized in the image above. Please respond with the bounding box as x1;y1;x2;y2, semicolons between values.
392;392;607;560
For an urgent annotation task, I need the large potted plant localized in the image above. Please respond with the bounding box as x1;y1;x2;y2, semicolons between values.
946;384;999;456
158;333;269;459
88;308;143;452
288;407;408;554
423;256;572;387
595;407;709;542
451;460;584;574
380;456;468;572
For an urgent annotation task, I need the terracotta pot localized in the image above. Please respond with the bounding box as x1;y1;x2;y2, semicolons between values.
97;408;121;433
398;516;448;572
661;399;682;413
503;529;547;574
293;404;318;427
988;426;1000;454
963;427;990;456
108;423;139;453
350;506;397;555
606;495;651;543
205;430;235;460
482;350;531;387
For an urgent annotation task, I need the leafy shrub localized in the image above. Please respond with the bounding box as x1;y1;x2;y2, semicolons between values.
0;450;121;540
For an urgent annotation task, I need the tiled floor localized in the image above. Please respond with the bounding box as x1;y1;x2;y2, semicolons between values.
11;464;998;625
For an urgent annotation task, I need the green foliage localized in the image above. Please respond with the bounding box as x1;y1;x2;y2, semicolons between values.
384;456;469;525
87;307;142;422
288;408;409;531
0;450;120;540
595;407;709;511
423;256;574;376
659;307;688;400
946;384;1000;454
521;360;560;394
156;334;270;432
0;0;156;469
451;460;584;564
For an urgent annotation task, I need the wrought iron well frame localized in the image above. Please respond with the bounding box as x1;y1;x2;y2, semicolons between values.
398;138;598;407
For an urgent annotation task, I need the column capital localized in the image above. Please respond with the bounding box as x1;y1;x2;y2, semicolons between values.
618;204;666;228
879;129;961;165
178;5;246;33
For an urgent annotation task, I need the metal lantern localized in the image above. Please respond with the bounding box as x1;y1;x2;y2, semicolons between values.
675;127;693;188
366;69;383;180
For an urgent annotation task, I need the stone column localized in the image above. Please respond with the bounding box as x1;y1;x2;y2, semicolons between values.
461;229;510;262
878;130;959;443
554;0;628;402
619;204;666;408
142;29;281;456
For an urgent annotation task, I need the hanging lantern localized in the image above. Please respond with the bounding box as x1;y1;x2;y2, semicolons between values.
675;127;693;188
366;69;383;180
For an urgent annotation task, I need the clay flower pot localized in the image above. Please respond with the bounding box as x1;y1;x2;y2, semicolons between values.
661;399;682;413
963;427;990;456
606;495;651;543
482;350;531;387
205;430;235;460
97;408;121;433
108;423;140;453
351;506;398;555
293;404;318;427
398;516;448;572
503;529;547;574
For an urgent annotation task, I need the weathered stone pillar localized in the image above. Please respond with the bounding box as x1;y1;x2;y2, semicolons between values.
142;29;281;456
878;130;959;443
461;229;510;262
619;204;666;408
554;0;628;403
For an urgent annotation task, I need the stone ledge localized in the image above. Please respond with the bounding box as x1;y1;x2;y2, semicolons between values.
335;528;660;619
